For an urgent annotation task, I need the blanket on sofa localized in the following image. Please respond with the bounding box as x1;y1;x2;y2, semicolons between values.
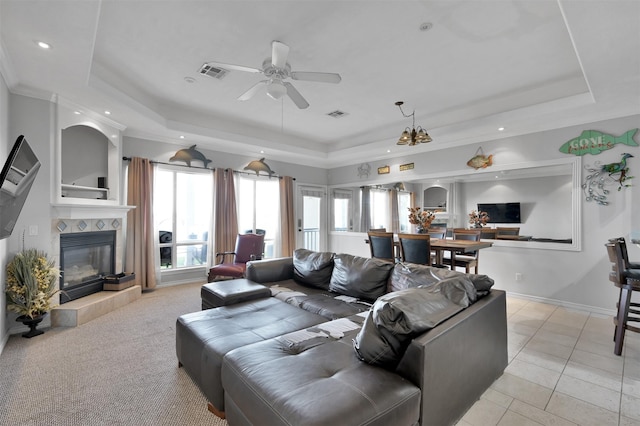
354;269;493;368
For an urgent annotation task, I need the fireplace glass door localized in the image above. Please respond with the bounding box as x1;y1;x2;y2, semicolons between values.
60;231;115;303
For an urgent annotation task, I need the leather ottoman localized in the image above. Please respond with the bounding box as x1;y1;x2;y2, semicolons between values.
201;279;271;310
176;297;327;416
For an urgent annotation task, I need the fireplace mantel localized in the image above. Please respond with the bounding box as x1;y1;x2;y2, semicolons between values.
52;203;135;220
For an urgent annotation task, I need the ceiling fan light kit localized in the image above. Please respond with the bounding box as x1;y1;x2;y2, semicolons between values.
395;101;432;146
206;40;341;109
266;79;287;100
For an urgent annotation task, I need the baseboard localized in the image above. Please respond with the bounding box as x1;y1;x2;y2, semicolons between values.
0;331;8;357
507;291;616;317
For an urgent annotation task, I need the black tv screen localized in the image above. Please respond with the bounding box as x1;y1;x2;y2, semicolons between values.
0;135;40;239
477;202;521;224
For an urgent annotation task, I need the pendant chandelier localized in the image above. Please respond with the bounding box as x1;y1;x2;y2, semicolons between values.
395;101;432;146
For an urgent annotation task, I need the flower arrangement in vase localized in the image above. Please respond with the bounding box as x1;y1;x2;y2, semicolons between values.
408;207;436;233
468;210;490;228
5;249;61;337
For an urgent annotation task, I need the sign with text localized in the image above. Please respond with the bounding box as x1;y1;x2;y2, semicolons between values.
559;129;638;156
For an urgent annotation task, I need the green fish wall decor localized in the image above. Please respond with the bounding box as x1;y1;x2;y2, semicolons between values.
559;129;638;156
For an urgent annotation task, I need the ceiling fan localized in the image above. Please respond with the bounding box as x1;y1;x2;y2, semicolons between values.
205;40;341;109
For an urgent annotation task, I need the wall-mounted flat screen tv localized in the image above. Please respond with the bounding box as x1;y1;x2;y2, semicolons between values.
477;202;521;224
0;135;41;240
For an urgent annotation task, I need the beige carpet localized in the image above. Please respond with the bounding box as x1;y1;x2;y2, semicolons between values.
0;282;227;426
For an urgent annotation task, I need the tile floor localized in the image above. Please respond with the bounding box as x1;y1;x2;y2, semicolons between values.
458;296;640;426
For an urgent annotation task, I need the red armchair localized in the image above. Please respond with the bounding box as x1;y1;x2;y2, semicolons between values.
208;233;265;282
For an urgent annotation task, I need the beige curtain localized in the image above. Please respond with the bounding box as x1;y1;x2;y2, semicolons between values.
279;176;295;257
125;157;156;289
214;168;238;263
360;186;371;231
390;189;400;233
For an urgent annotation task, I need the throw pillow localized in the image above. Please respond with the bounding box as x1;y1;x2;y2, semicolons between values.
329;253;394;302
293;248;335;290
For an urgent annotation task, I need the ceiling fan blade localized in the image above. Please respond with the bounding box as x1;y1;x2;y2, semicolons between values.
284;82;309;109
290;71;341;84
238;80;268;101
205;61;263;74
271;40;290;69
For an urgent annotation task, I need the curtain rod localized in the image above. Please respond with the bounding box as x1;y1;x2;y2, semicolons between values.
122;157;295;180
122;156;213;171
229;169;296;181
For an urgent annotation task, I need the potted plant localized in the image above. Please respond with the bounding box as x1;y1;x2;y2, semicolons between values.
408;207;436;233
5;248;61;338
468;210;490;228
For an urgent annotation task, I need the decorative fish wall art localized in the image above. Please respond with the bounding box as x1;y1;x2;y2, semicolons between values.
559;129;638;156
467;147;493;169
244;158;276;177
169;145;212;167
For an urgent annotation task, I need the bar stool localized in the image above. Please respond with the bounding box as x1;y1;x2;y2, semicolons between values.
609;237;640;269
605;240;640;355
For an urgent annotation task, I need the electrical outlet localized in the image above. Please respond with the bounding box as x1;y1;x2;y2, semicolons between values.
29;225;38;236
515;272;523;282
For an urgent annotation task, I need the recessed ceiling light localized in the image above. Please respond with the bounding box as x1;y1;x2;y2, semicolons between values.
37;41;51;49
184;77;196;84
179;135;185;139
498;127;505;131
74;111;81;115
260;150;265;154
419;22;433;32
387;149;391;153
104;110;111;115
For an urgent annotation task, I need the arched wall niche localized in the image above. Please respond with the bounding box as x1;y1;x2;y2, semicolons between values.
423;186;447;210
54;100;124;205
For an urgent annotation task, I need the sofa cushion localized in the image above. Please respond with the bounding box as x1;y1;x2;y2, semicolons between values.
329;253;394;302
353;277;477;368
293;248;334;290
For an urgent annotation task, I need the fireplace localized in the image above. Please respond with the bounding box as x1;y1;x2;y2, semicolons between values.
59;231;116;304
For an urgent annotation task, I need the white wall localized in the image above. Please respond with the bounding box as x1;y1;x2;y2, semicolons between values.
0;64;9;352
329;115;640;313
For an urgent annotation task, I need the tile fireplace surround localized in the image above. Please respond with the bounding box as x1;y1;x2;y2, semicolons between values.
49;204;138;327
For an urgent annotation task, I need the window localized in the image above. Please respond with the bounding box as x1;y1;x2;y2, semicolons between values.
332;189;353;231
398;191;411;232
370;188;389;230
237;175;279;258
154;167;212;269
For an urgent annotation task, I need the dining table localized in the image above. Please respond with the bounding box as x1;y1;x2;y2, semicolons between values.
365;236;494;271
430;238;493;267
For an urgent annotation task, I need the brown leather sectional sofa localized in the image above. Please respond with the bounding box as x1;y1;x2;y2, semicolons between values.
176;249;508;425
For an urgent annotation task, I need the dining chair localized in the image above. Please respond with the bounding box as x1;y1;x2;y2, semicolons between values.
605;240;640;355
442;229;481;274
479;228;497;239
398;233;431;265
496;227;520;237
427;228;446;239
426;228;447;266
208;233;265;282
367;231;396;262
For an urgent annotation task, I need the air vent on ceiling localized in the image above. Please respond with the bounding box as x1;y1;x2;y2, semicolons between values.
199;63;229;80
327;110;348;118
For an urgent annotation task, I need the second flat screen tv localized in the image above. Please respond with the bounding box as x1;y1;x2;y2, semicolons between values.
477;202;521;224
